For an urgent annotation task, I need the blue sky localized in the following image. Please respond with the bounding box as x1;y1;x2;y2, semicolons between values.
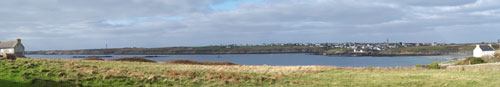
0;0;499;50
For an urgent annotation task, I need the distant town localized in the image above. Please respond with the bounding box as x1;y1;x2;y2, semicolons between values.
29;39;500;56
208;41;468;53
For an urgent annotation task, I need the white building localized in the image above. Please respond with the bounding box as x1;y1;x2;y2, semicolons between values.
473;44;495;57
0;39;25;57
353;49;365;53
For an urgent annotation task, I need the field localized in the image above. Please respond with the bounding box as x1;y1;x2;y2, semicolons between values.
1;58;500;87
378;45;477;55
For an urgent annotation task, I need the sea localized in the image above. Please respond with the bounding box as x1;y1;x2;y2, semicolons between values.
25;54;468;67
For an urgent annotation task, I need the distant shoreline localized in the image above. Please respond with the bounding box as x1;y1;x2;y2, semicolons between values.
26;52;456;57
25;45;475;57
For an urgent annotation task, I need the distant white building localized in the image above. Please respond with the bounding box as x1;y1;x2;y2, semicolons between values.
353;49;365;53
473;44;495;57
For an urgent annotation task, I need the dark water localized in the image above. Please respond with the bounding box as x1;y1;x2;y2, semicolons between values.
26;54;467;67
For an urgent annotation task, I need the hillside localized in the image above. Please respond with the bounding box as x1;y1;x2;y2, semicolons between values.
26;46;326;55
27;44;494;56
378;44;498;55
377;45;476;55
2;58;500;86
319;44;481;56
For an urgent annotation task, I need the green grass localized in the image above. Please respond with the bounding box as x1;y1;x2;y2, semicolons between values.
379;45;475;55
325;48;353;54
441;59;465;65
284;69;500;87
2;58;500;87
0;59;287;86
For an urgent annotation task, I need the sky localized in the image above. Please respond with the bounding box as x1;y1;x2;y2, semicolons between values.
1;0;500;50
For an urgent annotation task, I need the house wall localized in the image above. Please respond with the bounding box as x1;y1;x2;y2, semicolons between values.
0;48;15;54
482;51;495;57
14;43;25;57
473;47;483;57
14;43;24;52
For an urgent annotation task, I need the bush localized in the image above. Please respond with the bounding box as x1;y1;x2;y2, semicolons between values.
415;62;439;69
428;62;440;69
111;57;156;62
457;57;485;65
83;57;104;61
415;64;424;67
415;64;428;68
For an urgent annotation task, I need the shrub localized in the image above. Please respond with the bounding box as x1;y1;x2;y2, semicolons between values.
415;64;427;68
428;62;440;69
1;54;17;60
166;60;199;64
111;57;156;62
415;62;439;69
457;57;485;65
166;60;238;65
83;57;104;61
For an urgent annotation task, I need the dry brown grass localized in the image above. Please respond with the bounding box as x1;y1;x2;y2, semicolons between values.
165;60;238;65
495;51;500;59
11;58;500;86
446;62;500;72
24;58;427;74
110;57;156;62
19;58;322;86
14;58;441;85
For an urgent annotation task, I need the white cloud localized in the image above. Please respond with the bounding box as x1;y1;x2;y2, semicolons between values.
1;0;499;50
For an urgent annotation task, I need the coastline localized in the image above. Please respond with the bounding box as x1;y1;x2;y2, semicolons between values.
26;52;463;57
25;45;475;57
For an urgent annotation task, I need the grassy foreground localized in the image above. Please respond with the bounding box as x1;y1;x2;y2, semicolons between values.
1;58;500;87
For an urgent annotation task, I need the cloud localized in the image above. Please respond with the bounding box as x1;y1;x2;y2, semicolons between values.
377;0;477;6
1;0;499;50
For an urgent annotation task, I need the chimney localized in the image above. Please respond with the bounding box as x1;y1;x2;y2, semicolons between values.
16;38;21;43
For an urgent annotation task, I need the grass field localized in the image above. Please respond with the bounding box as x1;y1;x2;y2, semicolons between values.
378;45;476;55
1;58;500;87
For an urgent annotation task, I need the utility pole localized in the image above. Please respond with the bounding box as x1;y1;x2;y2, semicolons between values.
106;43;108;49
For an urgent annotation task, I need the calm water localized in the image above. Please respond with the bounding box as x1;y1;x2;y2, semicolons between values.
26;54;468;67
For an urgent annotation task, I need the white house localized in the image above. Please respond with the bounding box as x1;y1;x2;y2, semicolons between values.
353;49;365;53
473;44;495;57
0;39;25;57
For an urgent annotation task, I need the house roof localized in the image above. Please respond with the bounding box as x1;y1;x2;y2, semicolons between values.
0;41;18;49
479;45;495;51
